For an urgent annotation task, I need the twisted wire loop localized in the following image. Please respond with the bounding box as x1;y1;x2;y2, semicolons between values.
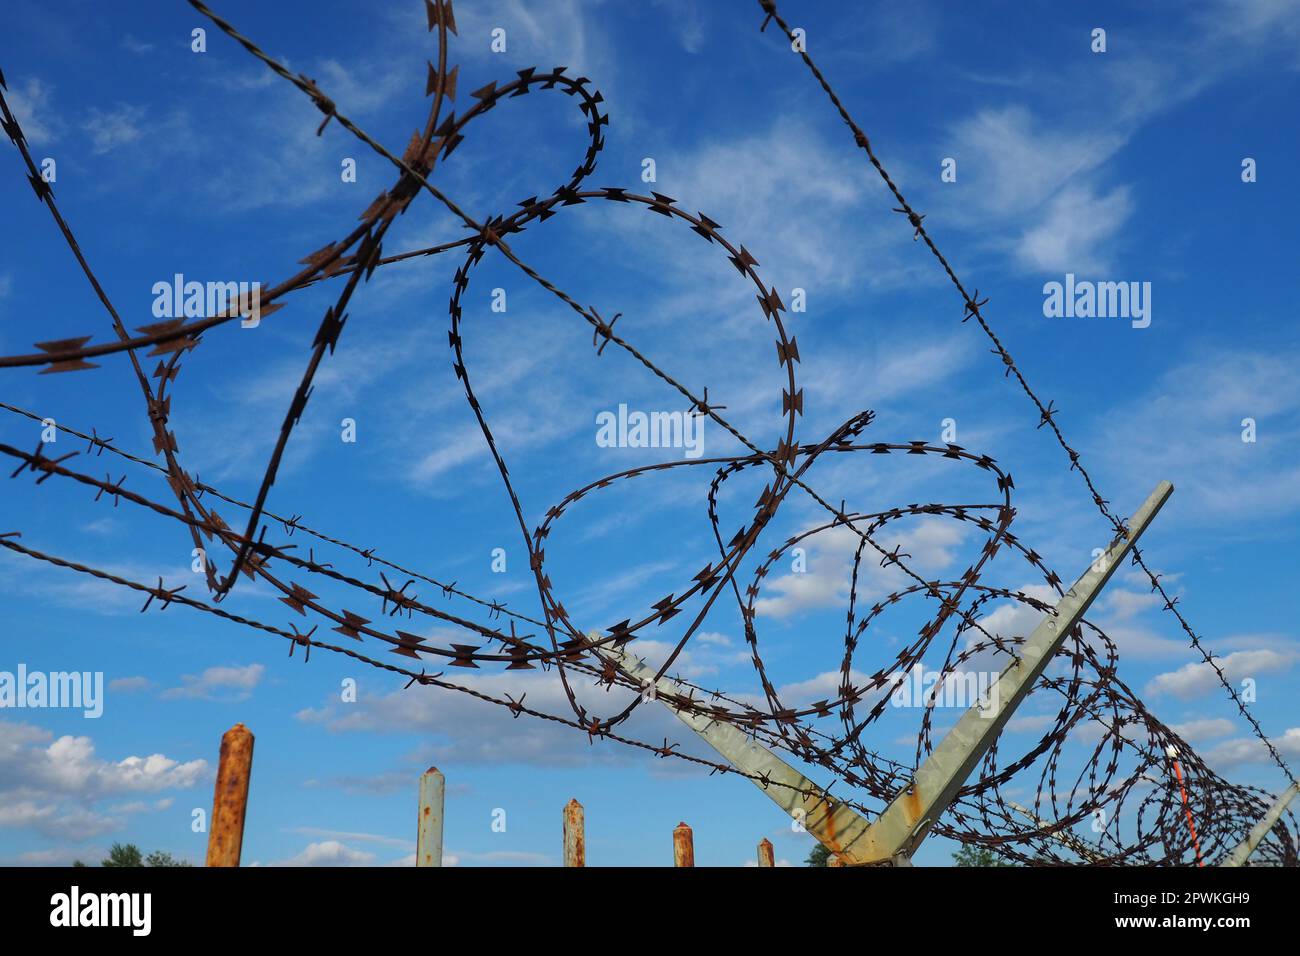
0;0;1292;865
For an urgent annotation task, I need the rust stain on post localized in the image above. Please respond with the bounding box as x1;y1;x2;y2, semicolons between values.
673;821;694;868
757;837;774;867
417;766;445;867
903;785;923;826
205;723;254;867
563;797;585;867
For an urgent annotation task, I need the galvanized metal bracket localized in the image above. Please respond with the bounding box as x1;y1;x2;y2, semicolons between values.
847;480;1173;863
1220;782;1299;867
596;640;879;864
1006;801;1101;862
600;480;1172;867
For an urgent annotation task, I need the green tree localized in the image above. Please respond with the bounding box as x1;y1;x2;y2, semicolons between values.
806;843;831;867
952;844;1012;867
102;842;144;867
98;843;191;867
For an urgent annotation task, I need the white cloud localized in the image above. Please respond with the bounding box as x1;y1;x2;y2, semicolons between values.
1094;349;1300;521
297;667;688;768
1168;718;1236;742
1144;649;1297;700
936;106;1133;274
623;636;750;681
751;565;845;620
755;517;968;619
1015;184;1133;274
37;734;208;793
80;517;120;536
694;631;733;646
651;0;705;53
1099;588;1163;621
1203;727;1300;769
161;663;265;701
288;827;412;850
1006;713;1055;734
0;550;195;616
653;118;901;297
0;721;207;841
944;107;1126;222
775;669;870;709
108;676;153;693
4;77;57;144
83;104;146;155
120;35;156;55
274;840;377;867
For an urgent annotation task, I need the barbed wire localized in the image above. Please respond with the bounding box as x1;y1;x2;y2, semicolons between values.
0;0;1292;865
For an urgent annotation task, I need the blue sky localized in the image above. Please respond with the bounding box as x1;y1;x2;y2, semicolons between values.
1;0;1298;867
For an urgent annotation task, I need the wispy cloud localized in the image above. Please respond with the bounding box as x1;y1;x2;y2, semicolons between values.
160;663;266;702
83;104;147;154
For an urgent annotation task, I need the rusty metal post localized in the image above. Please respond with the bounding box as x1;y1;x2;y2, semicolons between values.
417;766;445;867
205;723;254;867
673;822;694;867
757;838;774;867
563;797;585;867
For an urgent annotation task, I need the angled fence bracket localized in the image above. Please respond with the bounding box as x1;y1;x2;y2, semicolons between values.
1220;782;1299;867
597;641;877;864
602;480;1173;867
846;480;1172;864
1006;801;1102;862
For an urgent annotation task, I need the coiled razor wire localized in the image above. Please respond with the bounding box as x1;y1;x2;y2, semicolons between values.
0;0;1293;866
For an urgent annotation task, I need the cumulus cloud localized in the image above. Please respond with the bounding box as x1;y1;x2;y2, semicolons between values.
0;721;207;841
1144;649;1297;700
1168;718;1236;742
1203;727;1300;769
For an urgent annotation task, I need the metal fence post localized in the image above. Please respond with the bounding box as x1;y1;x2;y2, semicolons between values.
673;822;694;867
417;766;445;867
757;838;774;867
563;798;585;867
205;722;254;867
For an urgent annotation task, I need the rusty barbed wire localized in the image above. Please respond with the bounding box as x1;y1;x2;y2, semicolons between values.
0;0;1293;866
753;0;1295;789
